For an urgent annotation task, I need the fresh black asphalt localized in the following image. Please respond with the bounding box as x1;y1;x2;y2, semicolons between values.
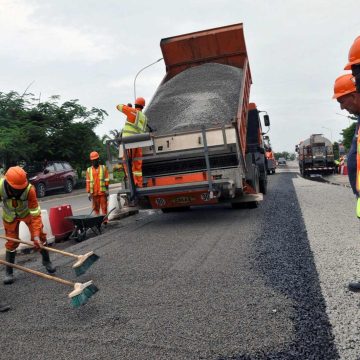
0;173;339;359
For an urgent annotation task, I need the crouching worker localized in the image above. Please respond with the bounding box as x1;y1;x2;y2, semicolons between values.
1;166;56;285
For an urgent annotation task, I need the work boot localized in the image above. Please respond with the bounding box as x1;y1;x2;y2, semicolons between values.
3;251;15;285
0;302;10;312
40;249;56;274
348;282;360;292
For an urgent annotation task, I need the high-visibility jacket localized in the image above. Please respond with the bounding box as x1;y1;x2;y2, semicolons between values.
0;179;41;223
116;104;148;137
357;126;360;194
86;165;109;195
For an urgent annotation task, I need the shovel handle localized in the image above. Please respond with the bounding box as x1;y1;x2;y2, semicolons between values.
0;235;78;259
0;259;74;287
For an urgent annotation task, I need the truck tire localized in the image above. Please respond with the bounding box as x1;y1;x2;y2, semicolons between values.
259;176;267;195
249;165;260;193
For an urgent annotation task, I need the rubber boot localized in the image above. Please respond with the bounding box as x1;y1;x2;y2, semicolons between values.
40;249;56;274
3;251;15;285
348;282;360;292
0;302;10;312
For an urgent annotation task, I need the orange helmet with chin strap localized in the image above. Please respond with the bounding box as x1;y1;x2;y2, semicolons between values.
345;36;360;70
5;166;28;189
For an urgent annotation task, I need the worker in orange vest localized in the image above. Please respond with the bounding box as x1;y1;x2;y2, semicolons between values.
341;37;360;291
265;149;274;161
86;151;109;219
333;74;360;291
333;74;360;199
116;97;148;188
1;166;56;285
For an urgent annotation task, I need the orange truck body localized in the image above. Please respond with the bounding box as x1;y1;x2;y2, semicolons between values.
159;23;251;159
113;24;265;210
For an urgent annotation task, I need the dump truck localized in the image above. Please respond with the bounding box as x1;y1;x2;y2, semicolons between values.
296;134;335;176
109;23;271;210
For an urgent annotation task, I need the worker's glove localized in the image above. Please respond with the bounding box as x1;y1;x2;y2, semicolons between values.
88;193;92;201
105;190;109;198
33;236;43;250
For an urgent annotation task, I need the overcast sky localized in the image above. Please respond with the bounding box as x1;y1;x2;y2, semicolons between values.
1;0;359;152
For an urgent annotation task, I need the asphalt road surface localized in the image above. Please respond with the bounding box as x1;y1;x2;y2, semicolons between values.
0;169;359;359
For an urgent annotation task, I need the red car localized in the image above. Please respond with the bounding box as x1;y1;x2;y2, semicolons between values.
24;161;78;198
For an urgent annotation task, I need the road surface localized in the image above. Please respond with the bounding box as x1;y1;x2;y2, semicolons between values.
0;169;359;359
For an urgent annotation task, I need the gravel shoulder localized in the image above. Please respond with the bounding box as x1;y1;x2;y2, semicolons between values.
293;174;359;360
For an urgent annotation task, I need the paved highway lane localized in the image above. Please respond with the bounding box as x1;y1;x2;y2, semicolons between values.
0;173;358;359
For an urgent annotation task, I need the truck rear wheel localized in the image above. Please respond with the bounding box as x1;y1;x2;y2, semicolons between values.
259;177;267;195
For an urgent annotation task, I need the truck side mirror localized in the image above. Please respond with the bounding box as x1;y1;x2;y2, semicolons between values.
264;114;270;127
295;145;299;152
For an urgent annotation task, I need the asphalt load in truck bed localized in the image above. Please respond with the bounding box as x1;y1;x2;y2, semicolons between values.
145;63;243;135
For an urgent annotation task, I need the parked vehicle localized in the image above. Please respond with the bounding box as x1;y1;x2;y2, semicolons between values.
296;134;335;176
24;161;77;197
109;23;268;210
277;158;287;166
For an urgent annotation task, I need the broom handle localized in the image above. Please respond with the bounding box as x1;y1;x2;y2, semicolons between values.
0;235;78;259
0;259;74;287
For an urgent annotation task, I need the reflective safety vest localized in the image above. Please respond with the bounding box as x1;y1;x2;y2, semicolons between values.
0;179;41;222
122;109;148;137
87;165;108;193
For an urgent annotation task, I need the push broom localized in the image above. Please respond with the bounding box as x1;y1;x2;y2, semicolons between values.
0;235;99;276
0;259;98;307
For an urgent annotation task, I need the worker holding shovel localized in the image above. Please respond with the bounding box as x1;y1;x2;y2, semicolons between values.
86;151;110;221
1;166;56;285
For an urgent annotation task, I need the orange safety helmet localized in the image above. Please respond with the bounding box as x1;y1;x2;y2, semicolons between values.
344;36;360;70
90;151;99;160
5;166;28;189
135;97;145;108
333;74;356;99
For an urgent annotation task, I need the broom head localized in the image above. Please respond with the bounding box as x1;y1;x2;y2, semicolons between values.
68;280;99;308
72;252;100;277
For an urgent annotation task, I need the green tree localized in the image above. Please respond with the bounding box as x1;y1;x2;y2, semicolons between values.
0;91;107;175
341;122;357;151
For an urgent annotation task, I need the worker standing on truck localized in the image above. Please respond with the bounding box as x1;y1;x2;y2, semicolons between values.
333;73;360;291
1;166;56;285
116;97;148;188
86;151;109;220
